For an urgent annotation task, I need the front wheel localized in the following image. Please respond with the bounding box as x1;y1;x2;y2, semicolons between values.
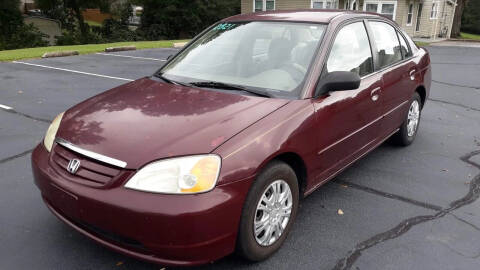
236;161;299;261
392;92;422;146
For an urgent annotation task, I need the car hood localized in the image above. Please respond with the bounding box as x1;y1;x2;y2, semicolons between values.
56;77;289;169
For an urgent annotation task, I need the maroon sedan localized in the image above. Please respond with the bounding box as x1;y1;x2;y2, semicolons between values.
32;10;431;266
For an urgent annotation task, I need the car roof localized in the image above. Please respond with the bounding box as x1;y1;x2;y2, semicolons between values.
223;9;382;24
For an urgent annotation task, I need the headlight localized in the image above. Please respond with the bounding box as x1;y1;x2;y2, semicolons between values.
125;155;221;194
43;112;64;152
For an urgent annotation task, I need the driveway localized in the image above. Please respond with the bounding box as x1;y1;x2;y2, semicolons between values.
0;45;479;270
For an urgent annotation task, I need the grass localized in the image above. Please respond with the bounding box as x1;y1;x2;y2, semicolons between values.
85;20;102;27
0;40;189;62
415;41;430;47
460;32;480;41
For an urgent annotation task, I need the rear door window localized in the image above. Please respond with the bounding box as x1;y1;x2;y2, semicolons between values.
369;21;403;69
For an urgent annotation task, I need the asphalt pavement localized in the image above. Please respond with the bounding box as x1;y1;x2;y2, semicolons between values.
0;45;479;270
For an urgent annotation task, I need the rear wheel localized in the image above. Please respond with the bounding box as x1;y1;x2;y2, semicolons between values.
392;92;422;146
237;161;299;261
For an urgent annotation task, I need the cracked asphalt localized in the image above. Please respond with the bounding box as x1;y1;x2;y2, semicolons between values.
0;45;479;270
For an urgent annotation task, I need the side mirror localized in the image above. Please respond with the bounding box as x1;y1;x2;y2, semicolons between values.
315;71;361;97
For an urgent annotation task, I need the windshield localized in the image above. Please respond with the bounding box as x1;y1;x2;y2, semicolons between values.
159;21;326;98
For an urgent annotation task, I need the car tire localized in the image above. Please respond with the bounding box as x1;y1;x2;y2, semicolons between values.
236;160;299;262
392;92;422;146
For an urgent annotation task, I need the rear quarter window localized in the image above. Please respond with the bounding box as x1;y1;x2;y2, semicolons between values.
401;30;419;54
398;31;413;58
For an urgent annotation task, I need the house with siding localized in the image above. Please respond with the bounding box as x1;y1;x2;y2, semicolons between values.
241;0;457;39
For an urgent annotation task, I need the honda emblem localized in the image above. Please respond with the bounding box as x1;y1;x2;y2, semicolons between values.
67;159;81;174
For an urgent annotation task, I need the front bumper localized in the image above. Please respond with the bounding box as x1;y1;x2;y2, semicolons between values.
31;143;253;266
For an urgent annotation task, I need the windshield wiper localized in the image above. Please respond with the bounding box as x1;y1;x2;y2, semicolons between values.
155;73;191;87
189;81;272;98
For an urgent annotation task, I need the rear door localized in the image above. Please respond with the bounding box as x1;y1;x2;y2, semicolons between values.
312;20;383;183
367;20;415;137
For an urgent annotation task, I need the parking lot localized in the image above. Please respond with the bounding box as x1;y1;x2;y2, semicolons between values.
1;45;479;270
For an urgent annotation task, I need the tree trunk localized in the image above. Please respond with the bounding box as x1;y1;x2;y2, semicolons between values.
451;0;468;38
71;0;87;42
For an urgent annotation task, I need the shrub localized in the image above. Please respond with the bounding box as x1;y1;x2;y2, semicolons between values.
0;0;49;50
55;26;104;45
53;1;140;45
137;0;240;40
138;24;166;40
3;23;49;50
461;0;480;34
99;18;140;42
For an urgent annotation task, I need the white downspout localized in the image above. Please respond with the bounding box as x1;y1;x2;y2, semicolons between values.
433;3;439;40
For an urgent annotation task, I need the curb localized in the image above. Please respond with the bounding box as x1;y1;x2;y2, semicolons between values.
105;46;137;52
42;51;79;58
173;42;187;48
448;39;480;43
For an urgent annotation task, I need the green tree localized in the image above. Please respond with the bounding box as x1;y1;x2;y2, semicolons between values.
451;0;469;37
35;0;112;43
0;0;23;42
111;0;134;25
137;0;240;40
0;0;48;50
461;0;480;34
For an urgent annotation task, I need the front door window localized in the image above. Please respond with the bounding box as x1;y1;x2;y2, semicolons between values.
326;22;374;77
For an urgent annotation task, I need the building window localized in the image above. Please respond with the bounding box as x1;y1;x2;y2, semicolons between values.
365;3;378;12
364;1;397;21
266;0;275;10
430;2;438;19
406;3;413;25
254;0;275;12
312;0;338;9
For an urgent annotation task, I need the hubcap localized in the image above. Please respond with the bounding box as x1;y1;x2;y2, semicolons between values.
407;100;420;137
253;180;293;246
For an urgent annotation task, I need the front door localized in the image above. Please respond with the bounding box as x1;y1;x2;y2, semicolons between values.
312;21;383;185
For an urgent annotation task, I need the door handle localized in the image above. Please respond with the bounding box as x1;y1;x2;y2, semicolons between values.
409;70;416;81
371;87;381;102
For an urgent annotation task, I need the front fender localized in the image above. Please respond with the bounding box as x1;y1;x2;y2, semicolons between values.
214;100;317;187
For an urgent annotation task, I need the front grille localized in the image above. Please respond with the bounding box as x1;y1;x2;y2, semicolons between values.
50;144;121;187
